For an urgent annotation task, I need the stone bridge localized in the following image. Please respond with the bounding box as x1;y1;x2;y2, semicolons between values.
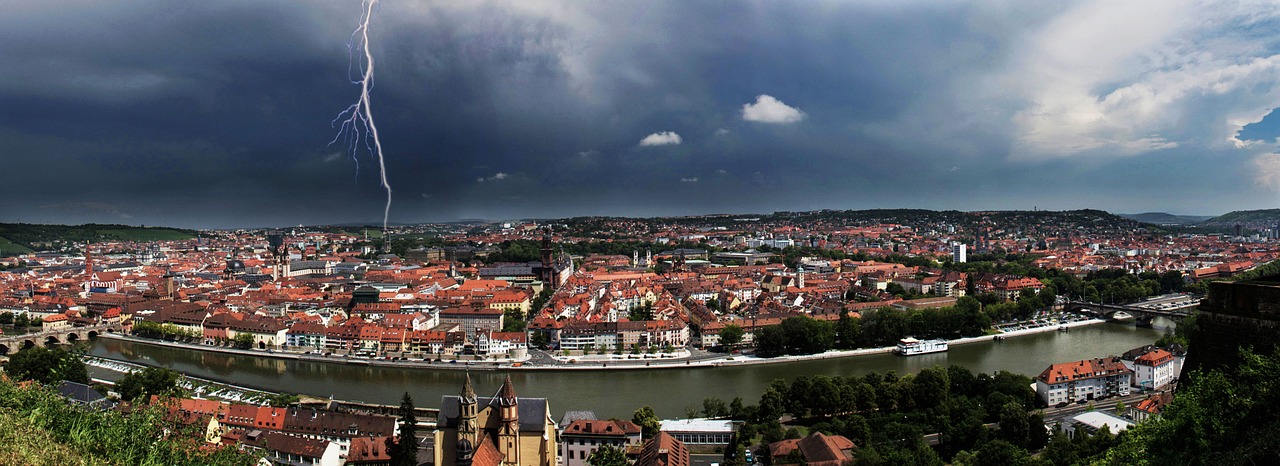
0;322;123;355
1065;299;1196;325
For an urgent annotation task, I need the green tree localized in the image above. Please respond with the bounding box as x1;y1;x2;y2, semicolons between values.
633;406;661;439
719;324;745;349
586;444;628;466
998;401;1030;448
4;346;89;385
0;311;13;325
116;366;183;402
233;333;255;349
1101;347;1280;464
388;392;418;466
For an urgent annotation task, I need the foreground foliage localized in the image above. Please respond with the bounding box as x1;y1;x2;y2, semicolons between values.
1099;348;1280;465
0;377;253;466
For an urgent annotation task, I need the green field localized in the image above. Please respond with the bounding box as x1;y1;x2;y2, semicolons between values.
0;224;197;254
96;229;194;241
0;237;34;256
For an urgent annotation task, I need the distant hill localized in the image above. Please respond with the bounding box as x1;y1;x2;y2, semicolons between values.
1118;212;1215;225
1205;209;1280;225
0;223;196;256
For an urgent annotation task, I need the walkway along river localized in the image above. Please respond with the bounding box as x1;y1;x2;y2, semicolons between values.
87;321;1169;419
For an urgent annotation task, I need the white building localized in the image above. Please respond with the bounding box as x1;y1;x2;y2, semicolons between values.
1065;411;1132;439
659;419;737;446
1130;348;1177;390
951;242;967;263
1035;357;1132;406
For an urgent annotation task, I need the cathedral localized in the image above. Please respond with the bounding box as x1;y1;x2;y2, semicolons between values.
434;375;558;466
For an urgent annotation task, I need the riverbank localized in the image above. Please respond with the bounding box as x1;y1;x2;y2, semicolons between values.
99;317;1109;372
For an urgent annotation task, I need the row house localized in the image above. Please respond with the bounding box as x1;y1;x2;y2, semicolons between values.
225;316;289;350
475;331;529;357
1035;357;1133;406
287;323;328;349
561;419;643;466
437;305;504;335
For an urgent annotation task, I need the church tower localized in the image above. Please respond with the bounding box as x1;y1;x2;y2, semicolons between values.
497;375;521;465
459;373;478;445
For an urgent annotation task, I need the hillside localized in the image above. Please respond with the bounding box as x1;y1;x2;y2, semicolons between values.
1118;212;1214;225
0;223;196;256
1205;209;1280;225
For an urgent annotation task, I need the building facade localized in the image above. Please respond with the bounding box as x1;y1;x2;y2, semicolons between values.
434;375;558;466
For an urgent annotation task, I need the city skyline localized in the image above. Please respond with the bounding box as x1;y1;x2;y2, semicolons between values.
3;1;1280;229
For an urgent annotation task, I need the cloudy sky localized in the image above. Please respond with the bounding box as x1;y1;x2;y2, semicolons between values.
3;0;1280;228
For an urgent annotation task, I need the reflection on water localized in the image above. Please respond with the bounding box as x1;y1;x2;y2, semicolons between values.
89;322;1166;419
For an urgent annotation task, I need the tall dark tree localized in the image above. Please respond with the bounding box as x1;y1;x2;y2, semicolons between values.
388;392;418;466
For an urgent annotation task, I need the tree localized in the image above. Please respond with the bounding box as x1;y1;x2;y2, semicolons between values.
633;406;661;439
997;401;1030;448
0;311;13;325
233;333;255;349
719;324;745;350
4;345;89;385
586;445;628;466
388;392;418;466
117;366;182;401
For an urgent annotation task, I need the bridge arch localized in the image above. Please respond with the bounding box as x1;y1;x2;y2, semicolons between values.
44;335;60;346
66;332;80;344
0;343;8;355
87;330;99;339
21;339;36;350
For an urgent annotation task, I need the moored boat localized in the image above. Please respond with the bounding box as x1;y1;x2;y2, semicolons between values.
896;337;948;356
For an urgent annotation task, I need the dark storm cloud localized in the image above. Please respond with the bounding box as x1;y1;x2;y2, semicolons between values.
2;1;1278;228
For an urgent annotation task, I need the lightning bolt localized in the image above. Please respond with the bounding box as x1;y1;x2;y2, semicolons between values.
330;0;392;232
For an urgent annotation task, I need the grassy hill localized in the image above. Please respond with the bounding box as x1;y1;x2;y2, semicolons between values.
1118;212;1215;225
1205;209;1280;225
0;223;196;256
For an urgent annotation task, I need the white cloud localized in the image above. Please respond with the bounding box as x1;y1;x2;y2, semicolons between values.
639;131;682;146
322;152;342;163
477;172;509;182
714;128;731;136
741;94;806;124
1253;153;1280;191
680;177;698;182
1003;0;1280;159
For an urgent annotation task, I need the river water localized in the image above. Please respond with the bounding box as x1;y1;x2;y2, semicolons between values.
87;321;1168;419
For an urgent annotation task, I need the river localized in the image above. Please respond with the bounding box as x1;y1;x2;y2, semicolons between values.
87;321;1169;419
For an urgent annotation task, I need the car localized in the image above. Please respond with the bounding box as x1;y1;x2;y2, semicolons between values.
1055;402;1068;408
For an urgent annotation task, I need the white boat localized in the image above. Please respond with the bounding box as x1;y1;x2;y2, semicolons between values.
1110;311;1135;322
896;337;948;356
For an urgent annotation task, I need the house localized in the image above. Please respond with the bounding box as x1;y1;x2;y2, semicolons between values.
56;380;113;410
1035;357;1132;406
1131;348;1177;390
560;419;643;466
634;432;689;466
768;432;856;466
240;430;345;466
1130;392;1174;423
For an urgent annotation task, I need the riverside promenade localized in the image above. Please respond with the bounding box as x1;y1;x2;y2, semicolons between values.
97;315;1107;372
